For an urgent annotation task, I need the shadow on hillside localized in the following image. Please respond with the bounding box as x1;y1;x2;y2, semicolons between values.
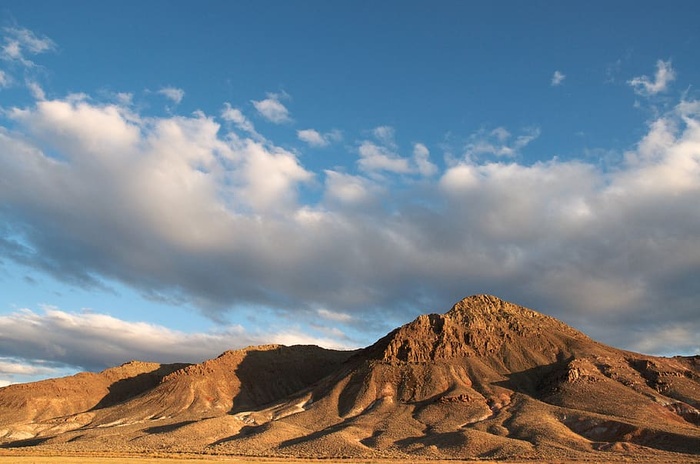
144;420;197;434
214;417;348;448
0;437;50;448
493;357;572;397
277;421;347;448
91;364;188;410
210;423;263;445
228;346;351;414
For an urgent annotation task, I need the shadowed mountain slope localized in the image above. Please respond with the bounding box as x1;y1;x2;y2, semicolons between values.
1;295;698;461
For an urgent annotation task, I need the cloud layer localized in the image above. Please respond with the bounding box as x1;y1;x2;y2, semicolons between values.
0;306;352;384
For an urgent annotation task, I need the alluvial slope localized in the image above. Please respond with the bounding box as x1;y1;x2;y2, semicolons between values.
1;294;699;462
0;360;186;441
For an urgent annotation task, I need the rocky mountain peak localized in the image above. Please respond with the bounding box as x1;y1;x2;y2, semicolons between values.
378;294;586;363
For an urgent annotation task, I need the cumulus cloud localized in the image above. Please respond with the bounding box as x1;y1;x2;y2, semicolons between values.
297;129;326;146
551;70;566;86
0;96;315;310
252;92;291;123
1;79;700;361
1;26;55;66
158;86;185;104
358;126;408;173
297;128;342;147
357;126;437;176
628;59;676;96
358;140;411;173
237;141;314;212
0;70;9;88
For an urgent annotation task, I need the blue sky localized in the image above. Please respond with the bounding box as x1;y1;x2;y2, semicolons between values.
1;1;699;385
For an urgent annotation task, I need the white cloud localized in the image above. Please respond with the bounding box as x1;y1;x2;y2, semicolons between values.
221;103;260;139
439;163;480;192
252;92;291;123
358;140;411;173
26;80;46;100
297;128;341;147
413;142;438;176
358;125;409;173
236;140;314;213
464;126;540;159
0;95;312;265
1;26;55;66
317;308;353;323
324;170;377;205
628;59;676;96
269;329;350;350
158;86;185;104
551;70;566;86
356;127;436;176
298;129;326;146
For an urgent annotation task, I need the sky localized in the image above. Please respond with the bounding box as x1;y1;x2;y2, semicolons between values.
1;1;699;386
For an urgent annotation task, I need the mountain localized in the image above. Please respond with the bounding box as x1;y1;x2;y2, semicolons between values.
1;295;698;461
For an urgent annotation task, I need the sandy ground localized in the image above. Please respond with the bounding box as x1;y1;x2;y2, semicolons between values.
0;452;610;464
0;452;480;464
0;456;490;464
0;453;698;464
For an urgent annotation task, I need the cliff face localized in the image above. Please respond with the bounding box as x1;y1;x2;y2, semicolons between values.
1;295;698;461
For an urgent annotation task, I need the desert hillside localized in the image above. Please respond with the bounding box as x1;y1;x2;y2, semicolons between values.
1;295;698;461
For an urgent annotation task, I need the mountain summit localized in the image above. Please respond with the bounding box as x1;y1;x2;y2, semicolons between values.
376;294;589;363
1;295;698;461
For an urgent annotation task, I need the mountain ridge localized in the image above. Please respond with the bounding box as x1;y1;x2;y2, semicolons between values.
1;294;698;461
